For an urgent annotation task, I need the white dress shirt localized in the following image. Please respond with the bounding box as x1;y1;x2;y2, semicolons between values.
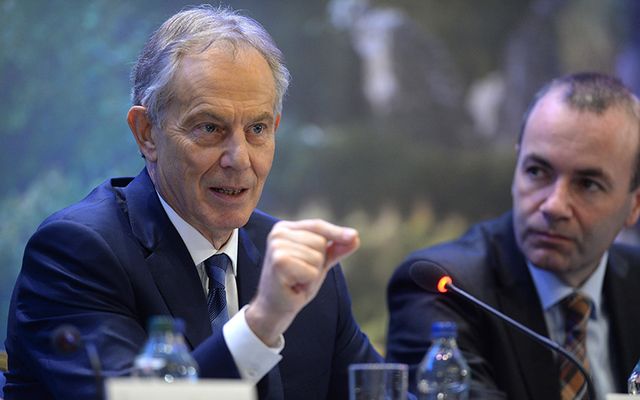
157;193;283;383
527;254;615;399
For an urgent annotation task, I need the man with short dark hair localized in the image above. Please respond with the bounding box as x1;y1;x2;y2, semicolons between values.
4;5;381;399
386;72;640;399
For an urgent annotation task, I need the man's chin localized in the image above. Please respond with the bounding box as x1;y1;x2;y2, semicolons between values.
211;211;253;230
524;249;571;273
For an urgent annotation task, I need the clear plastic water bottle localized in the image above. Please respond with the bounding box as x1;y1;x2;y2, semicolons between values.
628;359;640;394
416;321;470;399
132;316;199;382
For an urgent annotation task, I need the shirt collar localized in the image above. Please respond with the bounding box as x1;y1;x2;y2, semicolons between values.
527;252;607;316
156;192;238;276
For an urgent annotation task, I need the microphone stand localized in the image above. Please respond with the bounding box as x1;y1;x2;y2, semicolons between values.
85;342;103;400
52;325;104;400
446;282;596;400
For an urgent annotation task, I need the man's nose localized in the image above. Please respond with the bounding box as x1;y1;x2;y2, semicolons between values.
540;180;572;220
220;130;251;170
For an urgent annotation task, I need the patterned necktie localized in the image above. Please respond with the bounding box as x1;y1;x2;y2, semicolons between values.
559;292;592;400
204;253;230;333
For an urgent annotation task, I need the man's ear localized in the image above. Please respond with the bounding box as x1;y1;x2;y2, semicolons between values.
127;106;157;162
274;113;281;132
625;187;640;227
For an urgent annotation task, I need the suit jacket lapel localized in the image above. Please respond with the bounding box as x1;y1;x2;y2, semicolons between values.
123;169;211;349
497;274;560;399
604;248;640;391
237;221;284;399
236;227;263;306
493;214;560;400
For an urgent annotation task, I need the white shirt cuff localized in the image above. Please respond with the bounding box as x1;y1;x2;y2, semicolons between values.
223;305;284;383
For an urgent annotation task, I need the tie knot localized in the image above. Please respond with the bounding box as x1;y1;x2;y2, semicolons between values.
561;292;592;329
204;253;230;288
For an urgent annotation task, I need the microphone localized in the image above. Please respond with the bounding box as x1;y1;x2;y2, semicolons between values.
409;260;596;400
52;324;104;400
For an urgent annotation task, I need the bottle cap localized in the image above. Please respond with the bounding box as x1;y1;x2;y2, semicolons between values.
430;321;457;339
173;318;186;334
147;315;185;333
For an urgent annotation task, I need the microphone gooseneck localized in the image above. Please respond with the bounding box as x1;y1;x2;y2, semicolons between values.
409;260;596;400
52;324;104;400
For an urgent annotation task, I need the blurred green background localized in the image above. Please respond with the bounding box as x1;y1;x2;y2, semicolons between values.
2;0;639;353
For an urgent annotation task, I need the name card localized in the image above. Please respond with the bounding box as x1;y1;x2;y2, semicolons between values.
106;378;256;400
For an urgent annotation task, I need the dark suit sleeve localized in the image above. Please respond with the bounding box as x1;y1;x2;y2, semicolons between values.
5;219;238;400
192;331;239;379
5;220;148;399
327;265;383;399
385;258;507;399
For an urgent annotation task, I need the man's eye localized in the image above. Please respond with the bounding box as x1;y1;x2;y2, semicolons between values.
579;178;604;193
201;123;218;134
192;123;220;135
250;124;265;135
525;166;544;178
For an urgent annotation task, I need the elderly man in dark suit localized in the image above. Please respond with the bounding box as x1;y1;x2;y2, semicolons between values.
386;72;640;399
4;5;381;399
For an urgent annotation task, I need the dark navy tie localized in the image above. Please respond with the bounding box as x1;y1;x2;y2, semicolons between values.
204;253;230;333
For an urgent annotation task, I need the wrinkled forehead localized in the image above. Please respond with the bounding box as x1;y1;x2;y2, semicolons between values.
166;44;277;116
522;90;639;177
176;41;274;94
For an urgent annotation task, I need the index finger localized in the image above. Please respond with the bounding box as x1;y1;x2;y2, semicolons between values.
277;219;358;244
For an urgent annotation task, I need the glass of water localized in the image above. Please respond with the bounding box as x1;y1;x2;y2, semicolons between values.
349;363;408;400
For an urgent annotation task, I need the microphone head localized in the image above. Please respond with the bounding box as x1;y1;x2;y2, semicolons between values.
409;260;453;293
51;324;83;354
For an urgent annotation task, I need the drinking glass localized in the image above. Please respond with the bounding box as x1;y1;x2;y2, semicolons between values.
349;363;408;400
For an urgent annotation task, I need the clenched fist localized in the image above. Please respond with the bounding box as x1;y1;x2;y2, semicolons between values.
245;219;360;346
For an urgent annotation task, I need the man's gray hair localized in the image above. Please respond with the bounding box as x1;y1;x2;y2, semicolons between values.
130;4;290;127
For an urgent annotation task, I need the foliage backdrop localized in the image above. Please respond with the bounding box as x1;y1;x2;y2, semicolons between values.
2;0;638;351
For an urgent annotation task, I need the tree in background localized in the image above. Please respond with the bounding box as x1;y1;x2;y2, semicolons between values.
1;0;636;350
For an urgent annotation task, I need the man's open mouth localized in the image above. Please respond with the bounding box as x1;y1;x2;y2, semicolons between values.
212;188;245;195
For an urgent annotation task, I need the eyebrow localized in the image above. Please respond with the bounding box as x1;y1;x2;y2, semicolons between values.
523;153;613;185
194;111;274;122
182;110;275;127
522;154;552;169
250;112;275;124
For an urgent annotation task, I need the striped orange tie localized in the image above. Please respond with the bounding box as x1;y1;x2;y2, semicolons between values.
559;292;592;400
